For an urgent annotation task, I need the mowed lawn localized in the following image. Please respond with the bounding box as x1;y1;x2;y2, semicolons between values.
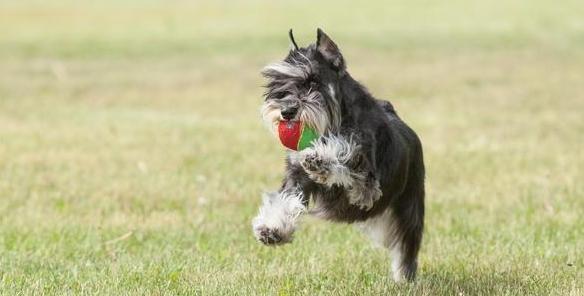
0;0;583;294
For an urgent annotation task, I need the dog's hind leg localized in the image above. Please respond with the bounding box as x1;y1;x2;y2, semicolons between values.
357;202;421;282
389;176;424;282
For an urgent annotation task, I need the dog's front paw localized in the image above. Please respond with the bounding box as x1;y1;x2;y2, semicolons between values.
348;179;382;210
300;150;333;185
252;190;305;246
253;224;292;246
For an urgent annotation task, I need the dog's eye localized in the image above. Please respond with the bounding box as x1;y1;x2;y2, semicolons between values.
272;91;290;99
303;79;318;91
305;74;320;87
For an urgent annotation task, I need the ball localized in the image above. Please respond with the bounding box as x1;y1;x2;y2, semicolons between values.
278;121;319;151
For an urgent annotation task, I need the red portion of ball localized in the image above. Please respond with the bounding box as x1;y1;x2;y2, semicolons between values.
278;120;302;151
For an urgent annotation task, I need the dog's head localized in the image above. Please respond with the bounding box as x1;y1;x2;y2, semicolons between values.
261;28;346;135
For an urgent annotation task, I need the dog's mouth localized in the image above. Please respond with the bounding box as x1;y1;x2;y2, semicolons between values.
261;99;330;137
261;103;303;134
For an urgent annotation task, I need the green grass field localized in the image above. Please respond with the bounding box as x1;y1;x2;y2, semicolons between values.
1;0;583;294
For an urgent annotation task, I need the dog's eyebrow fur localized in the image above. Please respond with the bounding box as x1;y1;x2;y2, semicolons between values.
262;61;311;80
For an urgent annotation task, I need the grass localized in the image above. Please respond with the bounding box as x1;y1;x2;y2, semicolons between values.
0;0;583;294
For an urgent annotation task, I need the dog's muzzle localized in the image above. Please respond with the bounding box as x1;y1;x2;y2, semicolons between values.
281;106;298;120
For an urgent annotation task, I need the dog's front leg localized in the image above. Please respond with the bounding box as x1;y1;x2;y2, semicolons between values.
252;183;306;246
298;134;382;210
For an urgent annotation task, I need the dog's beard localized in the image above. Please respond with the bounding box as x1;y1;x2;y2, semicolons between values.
260;100;282;136
260;93;331;137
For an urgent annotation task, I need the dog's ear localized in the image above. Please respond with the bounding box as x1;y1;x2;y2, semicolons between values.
316;28;345;71
289;29;299;51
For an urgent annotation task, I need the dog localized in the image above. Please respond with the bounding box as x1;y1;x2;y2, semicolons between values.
252;28;425;282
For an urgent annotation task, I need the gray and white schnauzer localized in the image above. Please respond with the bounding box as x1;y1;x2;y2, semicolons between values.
252;29;425;282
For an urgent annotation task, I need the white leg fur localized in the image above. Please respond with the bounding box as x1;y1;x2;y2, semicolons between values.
356;209;406;282
356;208;395;248
252;187;306;244
390;242;407;282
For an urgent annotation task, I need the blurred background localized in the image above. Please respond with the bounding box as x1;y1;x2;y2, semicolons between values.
0;0;582;294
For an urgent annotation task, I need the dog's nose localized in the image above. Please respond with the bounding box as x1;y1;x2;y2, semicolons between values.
281;107;298;120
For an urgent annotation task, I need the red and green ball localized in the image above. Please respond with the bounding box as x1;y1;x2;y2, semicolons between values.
278;121;319;151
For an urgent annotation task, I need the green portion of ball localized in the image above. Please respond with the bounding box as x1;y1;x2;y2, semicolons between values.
297;125;319;150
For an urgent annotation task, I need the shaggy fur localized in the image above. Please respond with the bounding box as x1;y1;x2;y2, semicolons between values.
252;29;425;282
